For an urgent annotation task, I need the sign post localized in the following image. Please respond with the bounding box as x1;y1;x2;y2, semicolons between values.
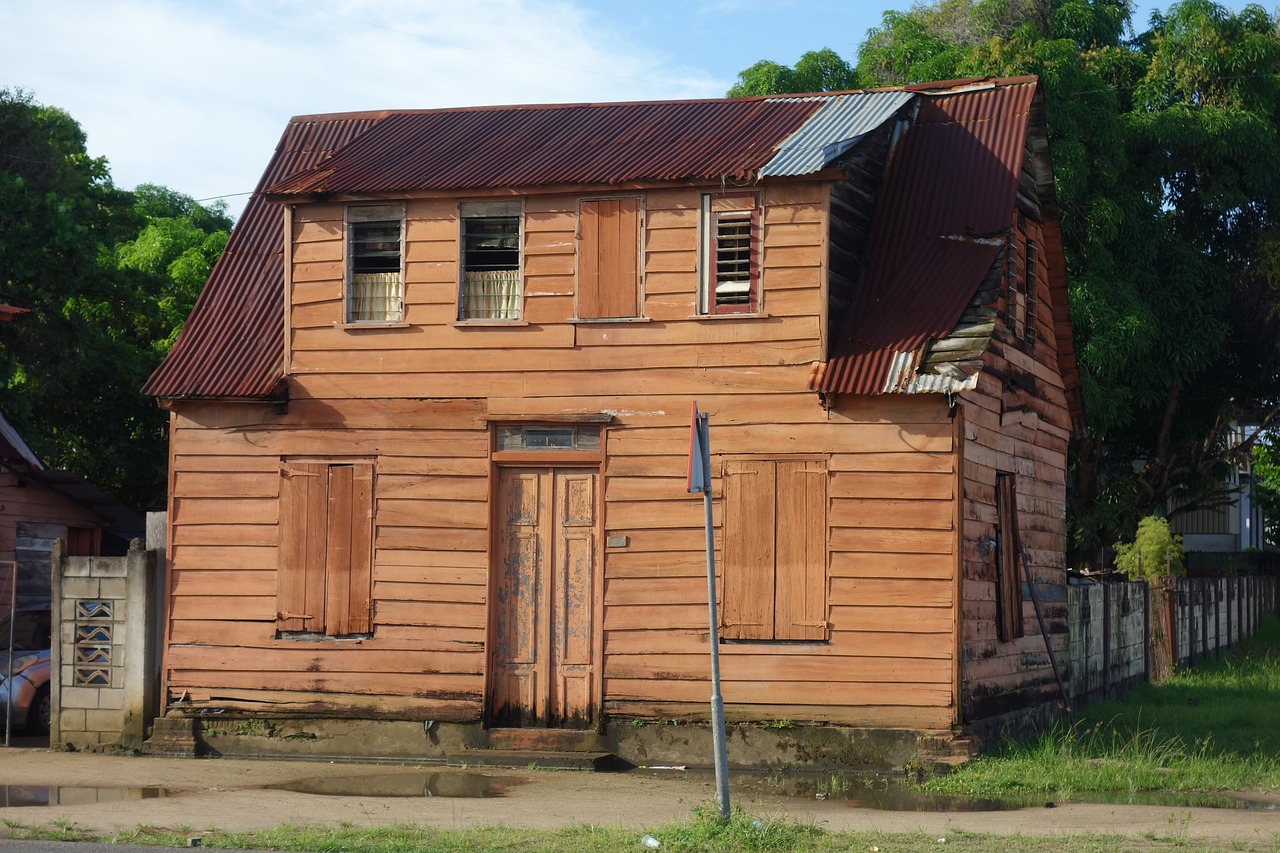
688;402;730;819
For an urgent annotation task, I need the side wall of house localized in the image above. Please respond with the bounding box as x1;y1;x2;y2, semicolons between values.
958;202;1073;730
163;181;959;730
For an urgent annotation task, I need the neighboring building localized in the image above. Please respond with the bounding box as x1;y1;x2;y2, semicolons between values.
0;409;142;604
144;77;1082;742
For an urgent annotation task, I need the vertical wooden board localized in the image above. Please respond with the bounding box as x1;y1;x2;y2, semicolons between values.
775;459;828;640
578;200;602;318
346;463;375;634
721;459;776;639
613;198;640;318
325;465;355;635
553;468;597;725
277;461;324;633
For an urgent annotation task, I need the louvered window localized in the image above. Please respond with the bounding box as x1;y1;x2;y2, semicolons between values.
700;193;760;315
459;201;522;320
347;205;404;323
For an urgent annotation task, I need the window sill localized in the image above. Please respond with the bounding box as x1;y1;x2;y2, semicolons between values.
569;317;651;324
453;318;528;327
334;321;411;330
688;312;770;320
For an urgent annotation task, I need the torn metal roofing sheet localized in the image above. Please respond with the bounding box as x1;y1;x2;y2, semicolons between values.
814;79;1039;396
758;90;915;177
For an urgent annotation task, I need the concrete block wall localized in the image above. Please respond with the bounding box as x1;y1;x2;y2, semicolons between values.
50;539;159;750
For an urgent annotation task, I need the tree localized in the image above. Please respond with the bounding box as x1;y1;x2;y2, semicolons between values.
1253;432;1280;547
0;89;229;511
727;48;859;97
730;1;1280;566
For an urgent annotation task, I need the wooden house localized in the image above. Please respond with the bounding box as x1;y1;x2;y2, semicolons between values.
0;408;141;604
144;76;1082;747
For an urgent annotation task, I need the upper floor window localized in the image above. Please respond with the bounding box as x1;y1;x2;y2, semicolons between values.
459;201;521;321
347;204;404;323
577;197;642;320
699;192;760;315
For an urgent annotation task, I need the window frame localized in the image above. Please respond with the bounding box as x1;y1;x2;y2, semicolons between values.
345;204;405;325
995;472;1026;643
458;200;523;322
699;192;761;316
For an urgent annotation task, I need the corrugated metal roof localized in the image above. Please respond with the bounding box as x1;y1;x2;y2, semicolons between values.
266;98;832;197
143;115;383;399
759;90;914;177
815;79;1039;395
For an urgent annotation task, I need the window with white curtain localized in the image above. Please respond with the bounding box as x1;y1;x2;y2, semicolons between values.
347;204;404;323
459;201;521;320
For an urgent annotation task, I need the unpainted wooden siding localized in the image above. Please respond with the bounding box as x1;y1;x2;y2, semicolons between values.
164;181;959;729
960;205;1073;728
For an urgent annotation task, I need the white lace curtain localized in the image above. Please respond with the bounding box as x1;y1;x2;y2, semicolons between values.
462;270;520;320
350;272;403;323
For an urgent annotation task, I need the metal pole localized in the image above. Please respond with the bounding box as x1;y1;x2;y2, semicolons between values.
699;412;730;819
4;565;14;747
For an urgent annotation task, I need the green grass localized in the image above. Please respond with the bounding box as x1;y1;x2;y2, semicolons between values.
929;614;1280;799
14;812;1227;852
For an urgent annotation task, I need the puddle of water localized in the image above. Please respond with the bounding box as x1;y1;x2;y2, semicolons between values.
0;785;168;808
715;772;1275;812
271;771;524;799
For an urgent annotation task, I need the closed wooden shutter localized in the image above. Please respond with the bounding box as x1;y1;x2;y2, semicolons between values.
578;198;640;319
277;461;374;635
775;459;828;640
722;458;828;641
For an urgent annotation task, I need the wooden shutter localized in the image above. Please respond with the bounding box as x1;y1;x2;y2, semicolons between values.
278;461;328;633
578;198;640;319
721;458;828;641
774;459;828;640
277;461;374;635
722;460;777;640
324;464;374;635
996;472;1025;642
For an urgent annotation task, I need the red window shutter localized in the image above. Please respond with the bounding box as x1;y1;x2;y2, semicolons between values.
328;463;374;635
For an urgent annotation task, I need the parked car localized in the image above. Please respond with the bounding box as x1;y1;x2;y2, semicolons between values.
1;606;52;734
0;648;50;734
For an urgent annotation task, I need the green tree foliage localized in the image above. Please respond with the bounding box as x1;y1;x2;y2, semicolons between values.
730;1;1280;566
1114;515;1186;581
0;88;229;512
727;48;859;97
1253;432;1280;547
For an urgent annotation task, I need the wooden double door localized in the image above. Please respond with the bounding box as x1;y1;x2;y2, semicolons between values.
488;467;598;728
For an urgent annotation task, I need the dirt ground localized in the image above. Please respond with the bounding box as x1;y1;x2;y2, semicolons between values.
0;747;1278;848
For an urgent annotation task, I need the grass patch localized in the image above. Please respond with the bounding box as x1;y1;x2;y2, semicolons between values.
98;814;1151;852
930;614;1280;798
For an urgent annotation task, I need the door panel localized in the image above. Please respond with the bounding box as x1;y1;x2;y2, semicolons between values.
491;467;597;728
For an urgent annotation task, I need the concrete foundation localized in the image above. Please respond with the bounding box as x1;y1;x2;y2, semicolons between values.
145;713;954;774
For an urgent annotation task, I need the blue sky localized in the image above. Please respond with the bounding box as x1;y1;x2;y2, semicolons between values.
0;1;1257;220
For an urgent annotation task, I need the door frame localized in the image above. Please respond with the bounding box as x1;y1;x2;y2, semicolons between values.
485;423;606;729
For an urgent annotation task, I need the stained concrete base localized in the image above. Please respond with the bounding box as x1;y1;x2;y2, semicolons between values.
144;713;960;774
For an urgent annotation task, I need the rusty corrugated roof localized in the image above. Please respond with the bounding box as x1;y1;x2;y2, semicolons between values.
143;114;383;399
266;98;829;197
814;79;1039;395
